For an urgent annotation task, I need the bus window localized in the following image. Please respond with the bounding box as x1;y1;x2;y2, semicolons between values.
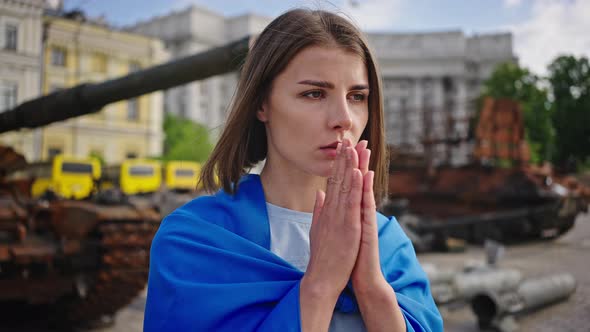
129;166;155;176
175;169;195;177
61;162;93;174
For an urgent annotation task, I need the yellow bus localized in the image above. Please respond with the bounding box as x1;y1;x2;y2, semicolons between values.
30;155;101;199
165;161;201;192
103;159;162;195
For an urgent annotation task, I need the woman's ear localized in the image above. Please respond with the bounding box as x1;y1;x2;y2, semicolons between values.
257;102;269;123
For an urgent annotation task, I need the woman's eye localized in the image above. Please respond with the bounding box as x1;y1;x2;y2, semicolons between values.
303;90;323;99
350;93;366;102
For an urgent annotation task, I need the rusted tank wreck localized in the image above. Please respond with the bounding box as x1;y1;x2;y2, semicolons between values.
1;144;160;323
0;37;250;325
386;98;590;249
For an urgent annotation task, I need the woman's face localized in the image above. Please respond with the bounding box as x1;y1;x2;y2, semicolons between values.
257;45;369;178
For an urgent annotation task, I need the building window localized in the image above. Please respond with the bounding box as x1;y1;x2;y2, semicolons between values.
178;98;186;118
126;152;137;159
4;24;18;51
200;83;208;95
92;53;107;73
127;98;139;121
48;147;62;159
51;47;66;67
0;81;18;112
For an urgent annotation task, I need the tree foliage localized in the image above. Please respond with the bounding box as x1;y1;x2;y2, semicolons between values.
162;113;213;162
480;62;554;164
89;151;106;166
547;55;590;170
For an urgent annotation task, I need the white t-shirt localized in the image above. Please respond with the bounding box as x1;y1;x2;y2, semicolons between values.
266;202;367;332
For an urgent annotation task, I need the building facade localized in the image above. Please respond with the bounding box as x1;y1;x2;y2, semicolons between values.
369;31;516;165
128;6;271;134
131;6;515;165
40;12;168;163
0;0;44;161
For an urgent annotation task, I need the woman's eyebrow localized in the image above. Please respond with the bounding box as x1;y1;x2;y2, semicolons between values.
298;80;334;88
298;80;369;91
350;84;369;91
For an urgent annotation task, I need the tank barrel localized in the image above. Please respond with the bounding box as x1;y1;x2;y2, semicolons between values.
0;36;250;134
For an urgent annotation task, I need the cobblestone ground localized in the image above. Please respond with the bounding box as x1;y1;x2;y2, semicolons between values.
6;213;589;332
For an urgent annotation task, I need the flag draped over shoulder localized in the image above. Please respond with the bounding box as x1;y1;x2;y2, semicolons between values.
143;174;443;331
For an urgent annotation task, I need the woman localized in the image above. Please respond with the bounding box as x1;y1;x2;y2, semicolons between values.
144;8;442;332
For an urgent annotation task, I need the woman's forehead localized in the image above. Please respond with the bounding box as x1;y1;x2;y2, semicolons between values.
278;46;368;84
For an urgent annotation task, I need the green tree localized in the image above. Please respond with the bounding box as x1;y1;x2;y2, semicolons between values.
162;113;214;162
479;62;554;163
89;151;105;166
547;55;590;171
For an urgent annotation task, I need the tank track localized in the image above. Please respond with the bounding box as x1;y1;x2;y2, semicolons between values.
53;219;159;324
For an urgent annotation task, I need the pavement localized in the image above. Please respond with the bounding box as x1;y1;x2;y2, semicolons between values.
421;211;590;332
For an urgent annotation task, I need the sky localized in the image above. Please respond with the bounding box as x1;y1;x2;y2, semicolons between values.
62;0;590;76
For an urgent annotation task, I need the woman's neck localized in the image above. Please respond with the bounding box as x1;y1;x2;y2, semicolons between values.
259;164;325;213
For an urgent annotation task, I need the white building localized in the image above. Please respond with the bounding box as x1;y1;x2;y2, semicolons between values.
0;0;44;161
128;6;271;134
131;6;514;165
368;31;516;165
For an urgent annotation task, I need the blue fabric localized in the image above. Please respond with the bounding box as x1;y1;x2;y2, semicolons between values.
144;174;443;331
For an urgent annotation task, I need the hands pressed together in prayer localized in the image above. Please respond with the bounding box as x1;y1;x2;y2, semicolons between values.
300;138;406;332
305;138;384;297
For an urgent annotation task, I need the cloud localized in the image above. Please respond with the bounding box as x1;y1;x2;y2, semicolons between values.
506;0;590;75
339;0;404;31
166;0;403;31
503;0;523;8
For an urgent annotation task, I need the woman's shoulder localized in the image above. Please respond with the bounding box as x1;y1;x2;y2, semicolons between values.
163;192;233;231
160;174;266;236
375;211;399;228
375;212;412;244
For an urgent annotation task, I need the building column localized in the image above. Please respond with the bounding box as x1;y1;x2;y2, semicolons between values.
413;78;423;153
455;77;469;165
432;78;445;164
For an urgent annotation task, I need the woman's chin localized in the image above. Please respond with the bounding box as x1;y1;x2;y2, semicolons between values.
314;166;333;178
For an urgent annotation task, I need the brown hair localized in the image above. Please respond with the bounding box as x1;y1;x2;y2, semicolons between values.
199;8;388;201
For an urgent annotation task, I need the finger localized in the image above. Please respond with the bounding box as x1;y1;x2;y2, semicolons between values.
325;142;344;205
355;140;368;154
355;141;369;176
338;145;359;200
346;168;363;226
362;171;377;225
351;143;359;170
359;149;371;177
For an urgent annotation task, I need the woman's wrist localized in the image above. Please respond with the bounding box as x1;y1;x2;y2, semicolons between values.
355;277;407;332
353;275;392;302
300;274;342;304
299;274;341;332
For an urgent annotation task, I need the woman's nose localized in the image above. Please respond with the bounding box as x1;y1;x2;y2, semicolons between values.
328;97;353;131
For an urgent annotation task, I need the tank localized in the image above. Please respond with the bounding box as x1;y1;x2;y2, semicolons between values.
0;37;250;325
384;98;590;249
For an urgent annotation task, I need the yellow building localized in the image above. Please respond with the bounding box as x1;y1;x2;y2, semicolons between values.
0;0;44;161
40;12;168;163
